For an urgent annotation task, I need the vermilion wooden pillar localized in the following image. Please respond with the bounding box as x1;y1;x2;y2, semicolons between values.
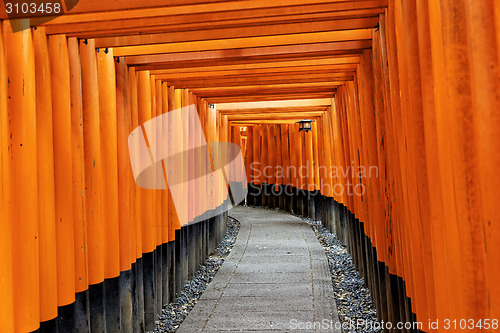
128;66;142;262
115;55;134;332
129;66;146;332
252;124;261;206
413;0;450;325
0;20;15;333
33;27;58;324
80;38;105;332
68;36;89;303
49;34;77;310
4;20;40;333
137;70;156;330
97;46;121;330
138;70;155;253
465;0;500;320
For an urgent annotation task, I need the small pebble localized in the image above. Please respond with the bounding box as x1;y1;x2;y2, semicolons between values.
301;216;382;333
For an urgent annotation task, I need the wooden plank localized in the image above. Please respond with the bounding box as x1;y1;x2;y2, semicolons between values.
195;87;335;98
126;41;369;69
208;96;334;103
60;8;384;38
207;93;334;103
219;106;328;114
152;64;358;79
112;29;372;56
35;0;387;26
225;111;328;118
217;98;333;110
178;73;350;86
131;54;361;73
159;73;355;89
190;81;343;92
0;0;259;18
94;18;378;47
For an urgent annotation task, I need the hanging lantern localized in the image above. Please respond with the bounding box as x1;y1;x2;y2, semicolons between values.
296;119;314;133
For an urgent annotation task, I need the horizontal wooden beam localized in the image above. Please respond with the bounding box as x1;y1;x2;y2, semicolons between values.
149;58;359;76
59;8;384;38
206;92;335;103
132;53;364;72
155;66;357;80
216;98;333;110
190;81;342;92
0;0;254;18
227;112;325;120
165;74;354;89
229;117;320;125
94;17;378;48
112;29;372;56
125;41;370;69
218;106;328;114
34;0;386;26
193;86;336;98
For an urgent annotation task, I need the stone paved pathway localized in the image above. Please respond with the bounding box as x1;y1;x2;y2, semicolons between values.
177;206;341;332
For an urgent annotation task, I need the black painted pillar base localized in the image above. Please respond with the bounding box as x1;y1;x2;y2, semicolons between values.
313;190;322;220
307;190;315;219
74;290;90;333
291;187;298;213
104;276;121;332
246;182;254;205
254;184;262;206
284;185;293;213
161;243;169;310
142;251;156;331
262;183;270;207
120;269;133;333
155;245;163;316
167;242;176;304
187;225;195;280
273;184;278;208
134;258;145;332
174;227;183;299
89;282;105;332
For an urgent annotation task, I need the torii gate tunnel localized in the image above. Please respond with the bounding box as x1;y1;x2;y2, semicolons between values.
1;0;500;332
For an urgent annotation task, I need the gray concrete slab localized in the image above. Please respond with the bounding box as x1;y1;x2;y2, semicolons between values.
177;206;341;333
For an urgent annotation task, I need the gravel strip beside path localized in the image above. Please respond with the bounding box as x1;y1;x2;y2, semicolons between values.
302;217;382;333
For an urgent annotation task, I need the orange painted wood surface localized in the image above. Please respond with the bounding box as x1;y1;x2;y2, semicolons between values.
4;21;40;332
0;21;15;333
116;57;133;272
49;34;77;306
80;38;105;286
68;36;90;294
33;27;58;322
